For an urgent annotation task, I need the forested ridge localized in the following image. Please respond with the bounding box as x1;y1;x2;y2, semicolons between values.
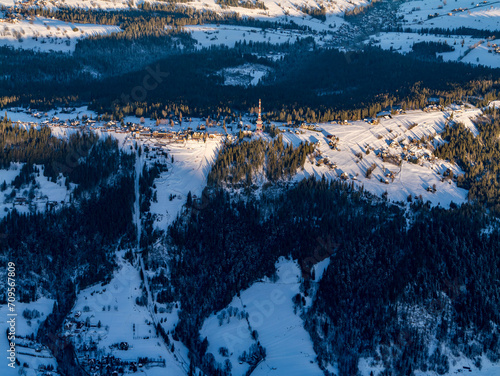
161;177;500;376
207;135;315;186
0;116;136;302
435;108;500;211
0;116;132;193
0;119;137;374
2;42;499;124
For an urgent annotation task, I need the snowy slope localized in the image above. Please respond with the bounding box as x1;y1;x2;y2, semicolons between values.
200;257;323;376
0;297;57;376
368;32;500;69
399;0;500;31
365;0;500;68
272;106;479;208
184;24;317;49
0;0;371;43
1;0;371;18
0;102;486;210
218;63;272;86
0;17;121;52
141;133;222;230
0;164;72;220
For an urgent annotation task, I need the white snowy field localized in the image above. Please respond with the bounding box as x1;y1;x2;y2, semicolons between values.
415;356;500;376
0;0;368;41
183;24;318;49
67;253;187;376
0;297;57;376
398;0;500;31
358;353;500;376
368;32;500;69
0;0;131;10
200;257;324;376
0;17;121;52
184;0;369;19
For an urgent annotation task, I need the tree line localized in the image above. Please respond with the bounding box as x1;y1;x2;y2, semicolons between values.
435;109;500;212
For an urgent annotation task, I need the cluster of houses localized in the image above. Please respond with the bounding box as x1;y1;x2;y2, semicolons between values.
300;123;321;131
423;104;442;112
315;155;337;169
138;129;222;143
7;0;48;11
12;195;63;209
81;354;165;376
376;137;434;166
15;336;47;353
487;42;500;54
12;111;225;144
63;311;166;375
326;134;340;150
0;13;23;24
13;337;58;375
429;2;489;19
339;171;359;181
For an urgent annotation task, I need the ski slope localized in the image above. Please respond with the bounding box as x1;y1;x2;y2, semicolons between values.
140;133;222;230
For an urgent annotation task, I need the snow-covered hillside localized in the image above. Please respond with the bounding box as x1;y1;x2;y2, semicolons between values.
1;0;371;18
0;163;73;220
200;257;324;376
368;32;500;69
1;99;499;375
367;0;500;68
218;63;272;86
184;24;318;49
139;133;222;230
0;0;371;50
279;105;480;208
0;297;57;376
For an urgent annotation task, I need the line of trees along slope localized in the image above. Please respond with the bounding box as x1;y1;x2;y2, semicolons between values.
207;136;315;186
0;116;132;193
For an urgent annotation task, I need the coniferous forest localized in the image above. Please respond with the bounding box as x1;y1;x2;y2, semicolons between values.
164;178;500;376
2;1;500;375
